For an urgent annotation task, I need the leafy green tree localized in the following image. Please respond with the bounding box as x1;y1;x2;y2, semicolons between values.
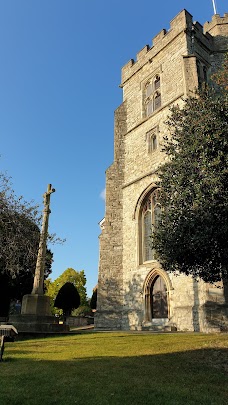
212;53;228;91
72;305;92;316
0;172;40;277
45;268;88;315
54;282;80;317
0;172;53;316
153;61;228;284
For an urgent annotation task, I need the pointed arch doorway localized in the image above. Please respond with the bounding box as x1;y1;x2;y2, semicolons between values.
151;275;168;319
144;270;172;324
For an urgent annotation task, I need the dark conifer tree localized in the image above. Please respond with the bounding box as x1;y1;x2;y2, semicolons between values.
54;282;80;317
90;289;97;310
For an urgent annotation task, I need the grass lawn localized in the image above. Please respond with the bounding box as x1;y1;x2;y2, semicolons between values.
0;332;228;405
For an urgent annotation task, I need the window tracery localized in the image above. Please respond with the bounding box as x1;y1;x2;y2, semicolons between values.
140;189;161;263
196;60;208;88
146;127;159;153
144;75;161;117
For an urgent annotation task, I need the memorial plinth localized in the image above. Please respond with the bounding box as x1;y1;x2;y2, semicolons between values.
21;294;51;316
9;184;69;334
9;314;69;333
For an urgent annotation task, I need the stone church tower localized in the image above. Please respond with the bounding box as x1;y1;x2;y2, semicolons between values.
95;10;228;332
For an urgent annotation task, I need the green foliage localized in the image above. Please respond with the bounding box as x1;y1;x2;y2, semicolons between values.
45;268;88;315
153;65;228;283
212;52;228;91
0;172;53;315
72;305;92;316
0;172;41;277
54;282;80;316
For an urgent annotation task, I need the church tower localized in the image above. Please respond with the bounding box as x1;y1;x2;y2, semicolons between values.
95;10;228;332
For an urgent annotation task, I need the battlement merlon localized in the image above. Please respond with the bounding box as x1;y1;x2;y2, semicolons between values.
120;9;227;86
204;13;228;35
121;9;193;85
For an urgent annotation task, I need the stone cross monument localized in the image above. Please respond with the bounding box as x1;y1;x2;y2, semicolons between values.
10;184;70;332
21;184;55;316
32;184;55;295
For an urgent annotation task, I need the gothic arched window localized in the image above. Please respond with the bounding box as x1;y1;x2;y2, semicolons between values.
154;91;161;110
154;75;160;90
140;189;161;263
197;59;208;88
144;75;161;117
146;127;159;153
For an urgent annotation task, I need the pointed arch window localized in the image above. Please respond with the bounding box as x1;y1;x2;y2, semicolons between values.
143;75;162;117
154;75;160;90
146;127;159;153
145;82;153;97
197;59;208;88
154;91;161;110
140;189;161;263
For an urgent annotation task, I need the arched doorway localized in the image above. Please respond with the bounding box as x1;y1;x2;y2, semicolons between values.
151;275;168;318
144;269;172;324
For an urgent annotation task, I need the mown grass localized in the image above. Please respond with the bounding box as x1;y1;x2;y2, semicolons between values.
0;332;228;405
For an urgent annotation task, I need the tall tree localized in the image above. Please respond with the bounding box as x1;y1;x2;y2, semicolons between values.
45;268;88;315
0;172;41;277
0;172;53;316
54;282;80;317
153;60;228;283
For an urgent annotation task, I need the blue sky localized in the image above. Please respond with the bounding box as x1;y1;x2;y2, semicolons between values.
0;0;226;297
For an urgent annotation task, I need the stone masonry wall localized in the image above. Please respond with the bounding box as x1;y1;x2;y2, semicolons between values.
95;103;127;330
96;9;228;332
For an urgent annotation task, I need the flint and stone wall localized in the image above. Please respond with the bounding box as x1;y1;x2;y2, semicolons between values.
95;10;228;332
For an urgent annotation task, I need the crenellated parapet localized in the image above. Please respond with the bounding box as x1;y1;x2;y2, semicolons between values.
204;13;228;34
121;10;192;85
121;9;227;86
204;13;228;52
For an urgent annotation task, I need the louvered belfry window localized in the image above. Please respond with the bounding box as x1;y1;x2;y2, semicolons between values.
144;75;161;117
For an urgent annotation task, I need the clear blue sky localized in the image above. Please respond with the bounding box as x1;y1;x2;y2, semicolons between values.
0;1;226;297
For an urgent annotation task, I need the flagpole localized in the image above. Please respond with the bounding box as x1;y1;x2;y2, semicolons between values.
212;0;217;14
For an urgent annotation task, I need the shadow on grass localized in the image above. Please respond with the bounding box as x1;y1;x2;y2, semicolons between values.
1;348;228;405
